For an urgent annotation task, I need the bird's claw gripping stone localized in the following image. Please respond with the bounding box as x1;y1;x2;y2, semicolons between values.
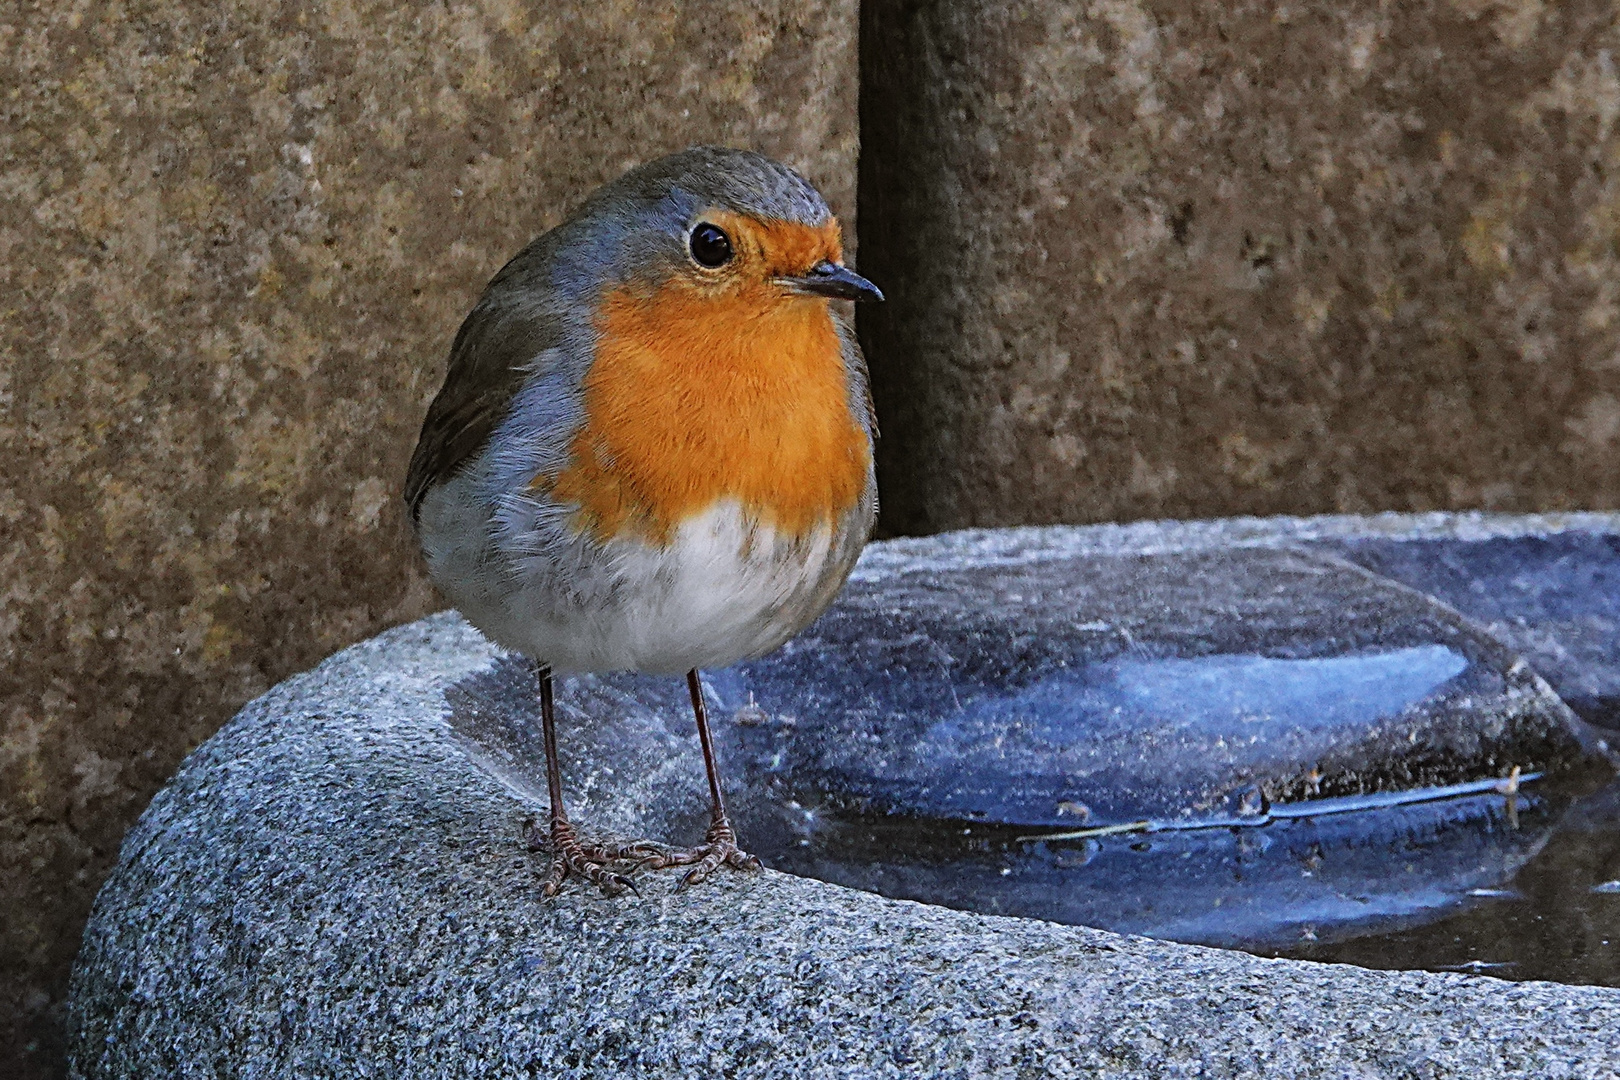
640;816;763;888
527;818;660;898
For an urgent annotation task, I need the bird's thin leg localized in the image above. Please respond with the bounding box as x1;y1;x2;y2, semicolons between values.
691;668;740;846
527;663;650;897
641;669;762;887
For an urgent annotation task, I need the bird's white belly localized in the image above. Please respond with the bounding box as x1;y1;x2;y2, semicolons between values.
417;475;859;673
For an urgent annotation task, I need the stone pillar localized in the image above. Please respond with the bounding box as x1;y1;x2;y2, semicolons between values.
860;0;1620;535
0;3;857;1074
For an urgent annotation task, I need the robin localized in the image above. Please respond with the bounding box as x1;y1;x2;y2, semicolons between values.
403;147;883;895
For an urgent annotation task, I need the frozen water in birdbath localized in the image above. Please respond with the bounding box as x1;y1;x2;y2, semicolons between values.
699;545;1610;950
447;521;1620;983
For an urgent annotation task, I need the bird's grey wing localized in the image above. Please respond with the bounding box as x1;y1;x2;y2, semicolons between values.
403;255;567;524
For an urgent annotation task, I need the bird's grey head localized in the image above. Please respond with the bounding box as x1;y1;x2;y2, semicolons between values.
553;147;882;305
613;146;833;229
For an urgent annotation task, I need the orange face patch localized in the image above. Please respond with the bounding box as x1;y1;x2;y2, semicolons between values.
721;212;844;279
542;216;869;544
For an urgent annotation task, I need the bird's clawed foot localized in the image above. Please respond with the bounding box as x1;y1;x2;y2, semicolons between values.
640;815;762;888
527;816;663;898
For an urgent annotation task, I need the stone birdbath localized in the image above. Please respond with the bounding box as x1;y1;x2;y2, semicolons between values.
68;514;1620;1078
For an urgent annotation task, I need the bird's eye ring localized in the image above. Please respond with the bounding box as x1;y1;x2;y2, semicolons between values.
689;222;734;269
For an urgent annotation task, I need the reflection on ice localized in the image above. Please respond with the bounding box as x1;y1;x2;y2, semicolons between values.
1107;646;1469;733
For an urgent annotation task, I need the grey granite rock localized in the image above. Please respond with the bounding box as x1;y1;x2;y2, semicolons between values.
68;516;1620;1078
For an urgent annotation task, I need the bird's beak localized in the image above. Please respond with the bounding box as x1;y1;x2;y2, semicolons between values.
780;260;885;303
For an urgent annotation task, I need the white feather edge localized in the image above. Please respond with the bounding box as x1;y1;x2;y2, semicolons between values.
416;465;859;674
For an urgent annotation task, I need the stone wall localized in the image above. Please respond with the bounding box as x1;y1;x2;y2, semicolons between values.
0;2;858;1075
860;0;1620;535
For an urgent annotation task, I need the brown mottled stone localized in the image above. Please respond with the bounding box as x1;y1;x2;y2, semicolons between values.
0;1;857;1075
860;0;1620;535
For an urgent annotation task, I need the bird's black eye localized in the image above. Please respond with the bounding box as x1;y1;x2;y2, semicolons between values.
689;222;734;268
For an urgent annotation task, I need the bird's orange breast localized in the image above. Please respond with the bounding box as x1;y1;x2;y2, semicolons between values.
544;280;870;544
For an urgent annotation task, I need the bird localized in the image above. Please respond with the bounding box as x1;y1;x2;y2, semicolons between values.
403;147;883;896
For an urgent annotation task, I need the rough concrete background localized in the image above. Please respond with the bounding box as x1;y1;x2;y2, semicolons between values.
860;0;1620;535
0;1;858;1074
67;597;1620;1079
